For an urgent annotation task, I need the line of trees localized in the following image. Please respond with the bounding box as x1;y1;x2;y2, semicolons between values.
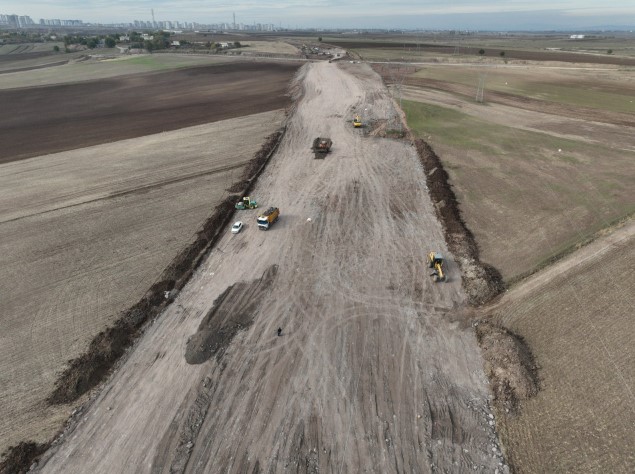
63;33;118;49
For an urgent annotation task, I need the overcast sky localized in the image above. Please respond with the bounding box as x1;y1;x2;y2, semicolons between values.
3;1;635;29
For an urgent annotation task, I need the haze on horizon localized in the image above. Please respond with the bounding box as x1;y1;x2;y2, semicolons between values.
2;0;634;30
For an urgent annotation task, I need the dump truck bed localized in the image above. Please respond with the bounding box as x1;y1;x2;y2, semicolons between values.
312;137;332;158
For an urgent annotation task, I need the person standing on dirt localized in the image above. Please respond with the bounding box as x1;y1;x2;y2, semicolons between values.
277;327;282;337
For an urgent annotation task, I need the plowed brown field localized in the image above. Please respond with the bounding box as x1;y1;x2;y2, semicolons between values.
0;61;299;163
488;221;635;472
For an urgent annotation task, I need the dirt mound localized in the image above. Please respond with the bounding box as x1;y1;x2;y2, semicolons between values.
0;441;47;474
414;139;504;304
475;321;539;414
185;265;278;364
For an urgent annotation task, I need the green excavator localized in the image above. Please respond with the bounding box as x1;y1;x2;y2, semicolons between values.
235;196;258;210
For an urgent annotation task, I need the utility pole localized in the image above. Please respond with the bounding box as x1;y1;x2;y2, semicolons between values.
476;74;486;103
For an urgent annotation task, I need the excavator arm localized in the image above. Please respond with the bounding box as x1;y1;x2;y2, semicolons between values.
434;262;445;282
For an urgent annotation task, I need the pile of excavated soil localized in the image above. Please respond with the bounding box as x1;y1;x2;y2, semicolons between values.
475;321;539;414
414;139;504;305
0;442;47;474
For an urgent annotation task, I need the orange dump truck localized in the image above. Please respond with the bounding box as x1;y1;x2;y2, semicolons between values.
257;207;279;230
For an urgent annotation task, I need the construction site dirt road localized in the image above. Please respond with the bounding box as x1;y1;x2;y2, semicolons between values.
37;62;503;473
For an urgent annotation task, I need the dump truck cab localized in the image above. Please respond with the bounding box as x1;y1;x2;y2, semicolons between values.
257;207;279;230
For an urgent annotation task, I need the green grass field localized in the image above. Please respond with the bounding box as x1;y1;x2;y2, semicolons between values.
403;99;635;281
410;67;635;114
403;100;598;156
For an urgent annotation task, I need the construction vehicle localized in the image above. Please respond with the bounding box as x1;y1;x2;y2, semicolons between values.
427;252;446;282
353;115;362;128
257;207;279;230
235;196;258;210
312;137;332;158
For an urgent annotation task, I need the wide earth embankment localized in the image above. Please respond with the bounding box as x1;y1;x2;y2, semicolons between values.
0;61;299;163
37;61;505;473
0;60;299;460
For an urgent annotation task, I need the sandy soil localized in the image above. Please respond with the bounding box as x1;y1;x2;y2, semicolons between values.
0;62;299;163
0;110;286;457
37;62;503;473
485;219;635;472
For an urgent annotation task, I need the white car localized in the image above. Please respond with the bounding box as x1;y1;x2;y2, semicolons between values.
231;221;243;234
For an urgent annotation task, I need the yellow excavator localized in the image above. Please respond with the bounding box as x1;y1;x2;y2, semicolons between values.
427;252;446;282
353;114;362;128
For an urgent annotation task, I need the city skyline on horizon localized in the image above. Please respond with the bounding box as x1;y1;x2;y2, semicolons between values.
1;1;634;31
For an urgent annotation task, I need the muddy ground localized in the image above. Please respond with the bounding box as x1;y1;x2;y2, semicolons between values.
0;61;299;163
36;61;504;473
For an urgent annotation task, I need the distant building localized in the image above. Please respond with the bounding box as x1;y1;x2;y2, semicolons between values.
38;18;83;26
0;14;35;27
570;34;586;39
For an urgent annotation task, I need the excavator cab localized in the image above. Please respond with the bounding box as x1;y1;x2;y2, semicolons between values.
427;252;446;282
